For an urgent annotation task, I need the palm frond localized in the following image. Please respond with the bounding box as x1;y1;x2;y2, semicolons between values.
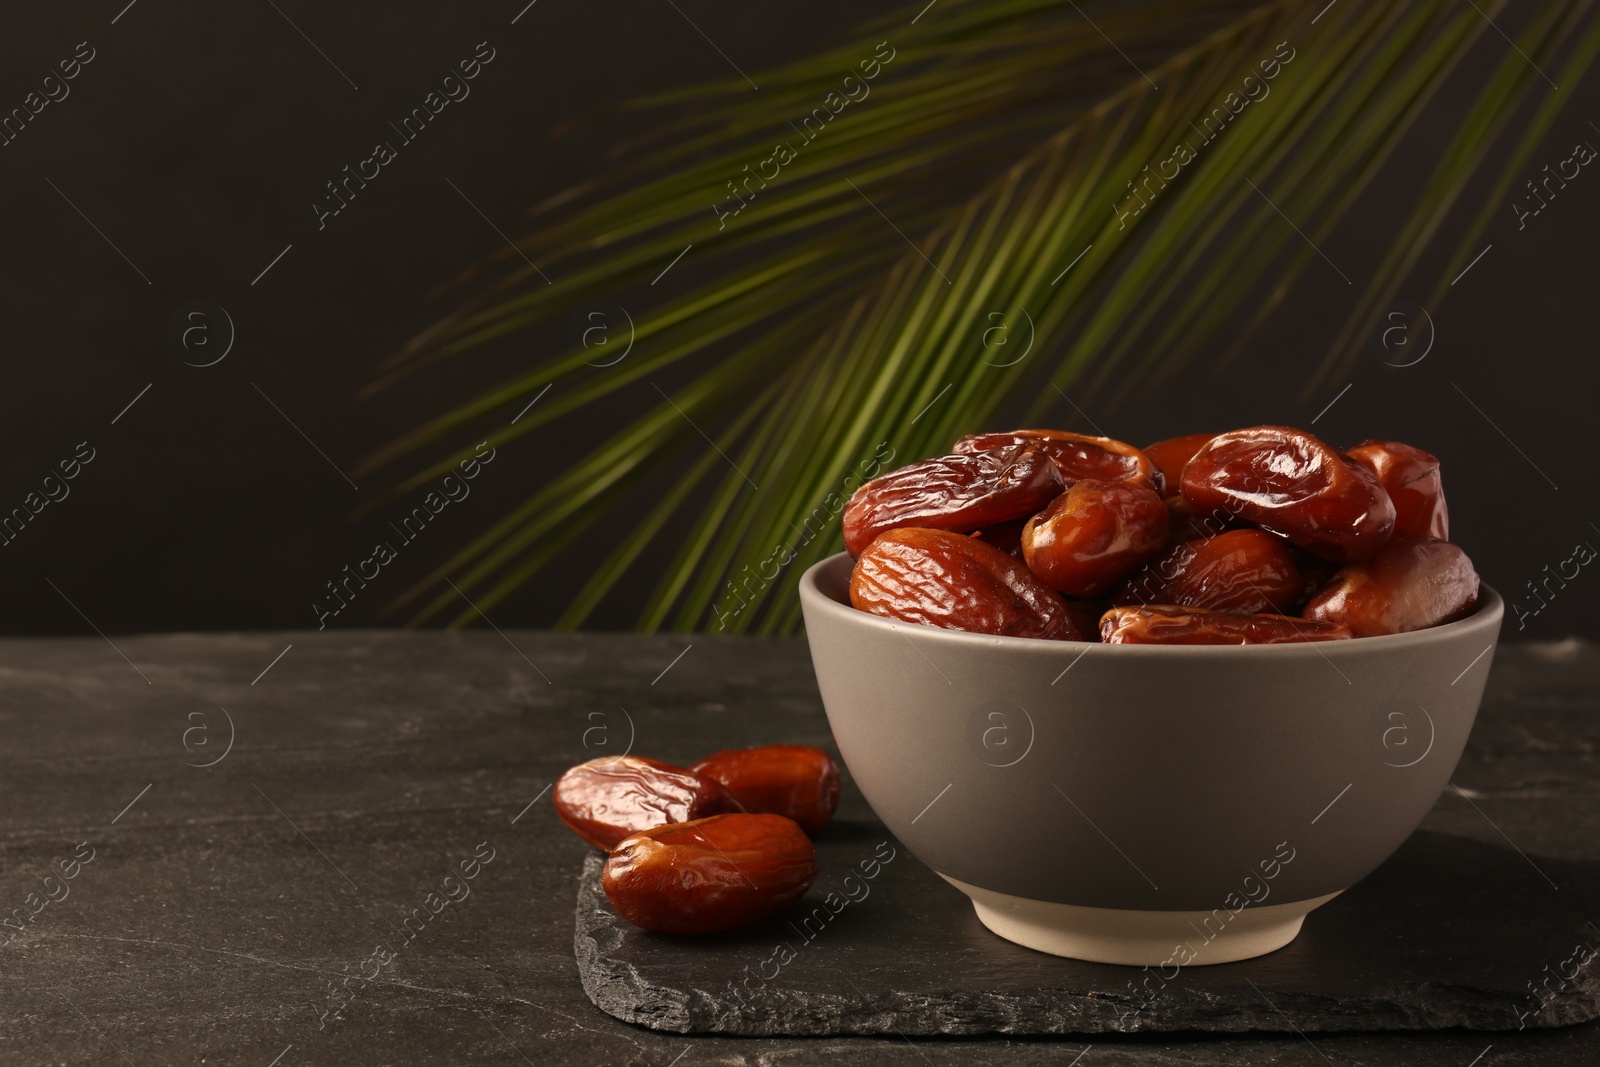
359;0;1600;633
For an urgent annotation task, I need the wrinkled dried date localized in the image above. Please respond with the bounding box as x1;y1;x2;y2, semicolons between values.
691;745;841;834
1101;604;1354;645
1347;440;1449;541
1142;432;1217;495
1021;479;1170;597
851;527;1081;639
1302;536;1479;637
954;429;1164;493
602;813;817;935
554;755;743;851
841;445;1064;557
1113;529;1305;615
843;424;1475;642
1181;426;1395;564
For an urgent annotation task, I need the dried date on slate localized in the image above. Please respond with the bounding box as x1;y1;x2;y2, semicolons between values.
1021;479;1170;597
954;429;1164;493
555;756;743;851
1347;440;1449;541
1143;432;1218;495
1101;604;1355;645
691;745;841;834
841;446;1063;557
1113;529;1305;615
1302;536;1479;637
1181;426;1396;564
850;527;1081;640
602;813;817;935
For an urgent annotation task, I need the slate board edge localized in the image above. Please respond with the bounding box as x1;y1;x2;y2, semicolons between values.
573;855;1600;1037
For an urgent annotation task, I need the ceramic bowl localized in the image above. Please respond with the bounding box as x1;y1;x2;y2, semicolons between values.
798;551;1504;965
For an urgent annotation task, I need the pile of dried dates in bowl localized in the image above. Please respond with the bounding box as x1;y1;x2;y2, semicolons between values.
844;425;1479;643
556;746;840;933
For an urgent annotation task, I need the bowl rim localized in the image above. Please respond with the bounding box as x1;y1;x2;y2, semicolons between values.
799;551;1504;658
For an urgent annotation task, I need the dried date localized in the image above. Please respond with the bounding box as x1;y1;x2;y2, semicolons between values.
1112;529;1305;615
1302;536;1479;637
954;430;1163;493
1180;426;1395;564
554;755;743;851
1346;440;1449;540
1021;479;1170;597
1101;604;1354;645
850;527;1081;639
602;813;817;935
1142;432;1218;495
691;745;841;834
842;446;1063;557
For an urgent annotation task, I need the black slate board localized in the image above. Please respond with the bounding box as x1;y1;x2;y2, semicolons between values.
575;824;1600;1036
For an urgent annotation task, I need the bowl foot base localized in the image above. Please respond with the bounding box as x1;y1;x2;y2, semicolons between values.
940;873;1340;965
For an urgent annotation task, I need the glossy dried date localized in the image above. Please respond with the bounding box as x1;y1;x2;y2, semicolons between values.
1021;479;1170;597
1112;529;1305;615
691;745;841;834
1302;536;1478;637
602;813;817;935
954;430;1163;493
1142;433;1217;496
1180;426;1395;564
1347;440;1449;540
554;755;743;851
850;527;1081;640
1100;604;1354;645
842;446;1064;557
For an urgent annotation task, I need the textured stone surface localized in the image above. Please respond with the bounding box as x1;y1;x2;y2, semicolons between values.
575;828;1600;1035
2;632;1599;1065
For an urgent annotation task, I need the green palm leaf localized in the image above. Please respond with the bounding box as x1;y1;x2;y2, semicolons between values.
355;0;1599;632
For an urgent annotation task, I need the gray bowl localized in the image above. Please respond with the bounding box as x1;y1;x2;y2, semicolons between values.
799;552;1504;965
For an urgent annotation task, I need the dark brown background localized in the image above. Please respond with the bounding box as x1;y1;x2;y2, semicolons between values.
1;0;1595;638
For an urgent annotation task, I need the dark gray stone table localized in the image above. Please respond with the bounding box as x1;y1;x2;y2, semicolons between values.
1;632;1597;1065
